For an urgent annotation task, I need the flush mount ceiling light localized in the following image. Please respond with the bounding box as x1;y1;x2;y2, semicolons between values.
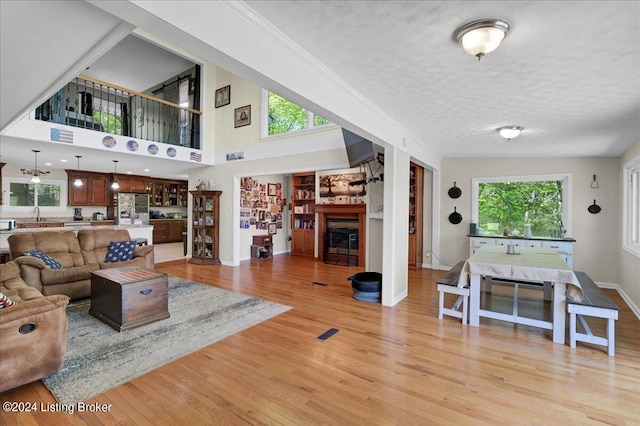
111;160;120;190
73;155;83;187
456;19;510;61
498;126;523;140
21;150;50;184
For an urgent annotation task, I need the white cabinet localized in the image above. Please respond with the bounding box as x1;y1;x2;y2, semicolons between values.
469;237;574;267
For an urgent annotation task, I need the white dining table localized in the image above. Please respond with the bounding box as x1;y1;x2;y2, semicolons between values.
458;245;583;344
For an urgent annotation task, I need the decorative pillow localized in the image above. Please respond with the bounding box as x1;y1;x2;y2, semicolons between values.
23;249;62;269
0;292;15;308
104;240;137;263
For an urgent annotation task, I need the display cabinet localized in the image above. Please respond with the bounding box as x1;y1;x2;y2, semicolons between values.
189;190;222;265
291;172;315;256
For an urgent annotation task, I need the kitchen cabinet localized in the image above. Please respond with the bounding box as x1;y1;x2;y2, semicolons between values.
112;174;147;193
189;190;221;265
66;171;109;206
151;219;186;244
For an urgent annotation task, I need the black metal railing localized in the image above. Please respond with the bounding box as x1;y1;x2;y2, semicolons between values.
35;74;201;149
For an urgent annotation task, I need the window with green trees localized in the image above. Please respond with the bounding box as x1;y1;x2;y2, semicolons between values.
8;181;62;208
266;92;331;136
473;174;570;238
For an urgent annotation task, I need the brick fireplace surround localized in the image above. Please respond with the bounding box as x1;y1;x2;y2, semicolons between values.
315;204;366;267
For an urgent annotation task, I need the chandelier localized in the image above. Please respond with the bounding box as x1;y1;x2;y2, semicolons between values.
21;150;50;183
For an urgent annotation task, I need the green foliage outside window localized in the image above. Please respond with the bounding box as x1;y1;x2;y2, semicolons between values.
268;92;331;135
268;93;307;135
9;183;61;207
478;181;565;238
93;111;122;134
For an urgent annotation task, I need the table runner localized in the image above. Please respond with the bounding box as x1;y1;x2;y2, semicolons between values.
458;245;583;302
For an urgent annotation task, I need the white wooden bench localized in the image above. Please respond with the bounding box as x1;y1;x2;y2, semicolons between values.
436;260;469;324
568;271;619;356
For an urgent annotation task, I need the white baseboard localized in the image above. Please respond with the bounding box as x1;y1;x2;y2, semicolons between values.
596;281;640;320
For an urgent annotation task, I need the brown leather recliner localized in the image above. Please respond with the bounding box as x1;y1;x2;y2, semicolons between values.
8;228;154;301
0;261;69;393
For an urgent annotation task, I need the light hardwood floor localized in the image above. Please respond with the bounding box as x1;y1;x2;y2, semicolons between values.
2;255;639;425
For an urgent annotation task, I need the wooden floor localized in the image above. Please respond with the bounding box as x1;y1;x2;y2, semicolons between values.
2;255;639;425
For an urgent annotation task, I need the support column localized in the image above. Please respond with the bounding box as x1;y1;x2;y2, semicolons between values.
381;146;410;306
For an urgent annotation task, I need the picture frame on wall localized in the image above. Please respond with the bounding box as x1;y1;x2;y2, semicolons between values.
234;105;251;128
215;85;230;108
268;183;277;196
268;222;277;235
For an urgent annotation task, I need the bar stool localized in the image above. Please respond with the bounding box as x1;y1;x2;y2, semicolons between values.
134;238;148;246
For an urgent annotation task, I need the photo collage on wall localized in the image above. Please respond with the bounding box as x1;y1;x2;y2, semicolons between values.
240;177;284;232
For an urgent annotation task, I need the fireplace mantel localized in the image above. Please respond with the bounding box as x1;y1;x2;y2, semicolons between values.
315;204;366;267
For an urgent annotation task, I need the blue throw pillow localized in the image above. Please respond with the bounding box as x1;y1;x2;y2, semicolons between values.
23;249;62;269
104;240;137;263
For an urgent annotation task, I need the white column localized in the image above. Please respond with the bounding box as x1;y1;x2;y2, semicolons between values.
381;146;410;306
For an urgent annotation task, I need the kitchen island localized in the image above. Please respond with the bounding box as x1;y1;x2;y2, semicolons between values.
0;224;154;253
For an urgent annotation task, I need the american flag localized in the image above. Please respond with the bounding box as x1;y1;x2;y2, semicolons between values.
190;151;202;162
51;128;73;143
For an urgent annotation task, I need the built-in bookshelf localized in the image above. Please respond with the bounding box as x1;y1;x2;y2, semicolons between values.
291;172;316;256
408;163;423;269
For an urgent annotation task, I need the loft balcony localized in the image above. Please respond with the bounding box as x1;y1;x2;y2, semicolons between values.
34;74;201;149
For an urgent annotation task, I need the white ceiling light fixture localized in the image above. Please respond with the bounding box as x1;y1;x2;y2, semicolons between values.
21;150;50;184
73;155;83;187
456;19;510;61
111;160;120;190
498;126;523;140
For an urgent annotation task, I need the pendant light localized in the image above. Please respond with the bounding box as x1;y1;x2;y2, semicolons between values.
20;150;50;183
73;155;83;187
111;160;120;190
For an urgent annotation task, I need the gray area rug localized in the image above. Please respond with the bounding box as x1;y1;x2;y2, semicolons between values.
42;277;291;404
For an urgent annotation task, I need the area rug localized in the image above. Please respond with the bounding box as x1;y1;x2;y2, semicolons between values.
42;276;291;405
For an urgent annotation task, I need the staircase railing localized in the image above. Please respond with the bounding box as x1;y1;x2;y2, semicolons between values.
35;74;201;149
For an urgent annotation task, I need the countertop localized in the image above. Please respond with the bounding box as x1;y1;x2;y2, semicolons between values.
1;224;153;234
468;234;576;242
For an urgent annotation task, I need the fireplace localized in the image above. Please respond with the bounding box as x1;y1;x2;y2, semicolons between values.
315;204;366;267
325;219;359;266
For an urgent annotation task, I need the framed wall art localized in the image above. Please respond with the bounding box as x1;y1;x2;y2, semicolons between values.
234;105;251;128
215;85;230;108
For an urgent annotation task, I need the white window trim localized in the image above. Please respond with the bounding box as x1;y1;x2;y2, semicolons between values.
260;89;334;140
623;154;640;258
2;176;68;212
471;173;573;237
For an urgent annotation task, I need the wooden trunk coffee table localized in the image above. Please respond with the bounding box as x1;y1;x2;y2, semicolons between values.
89;268;170;332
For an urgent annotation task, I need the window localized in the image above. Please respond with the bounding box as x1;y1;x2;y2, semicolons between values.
472;174;572;238
623;155;640;257
262;90;332;137
3;177;66;211
92;97;123;134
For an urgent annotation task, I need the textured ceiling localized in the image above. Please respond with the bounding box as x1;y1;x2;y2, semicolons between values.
83;34;195;93
247;1;640;158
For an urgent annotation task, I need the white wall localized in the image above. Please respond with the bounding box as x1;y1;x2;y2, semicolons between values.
440;157;621;284
620;140;640;311
238;173;288;260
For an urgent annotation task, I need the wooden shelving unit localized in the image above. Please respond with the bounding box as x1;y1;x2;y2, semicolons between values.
408;163;423;269
189;190;222;265
291;172;316;256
